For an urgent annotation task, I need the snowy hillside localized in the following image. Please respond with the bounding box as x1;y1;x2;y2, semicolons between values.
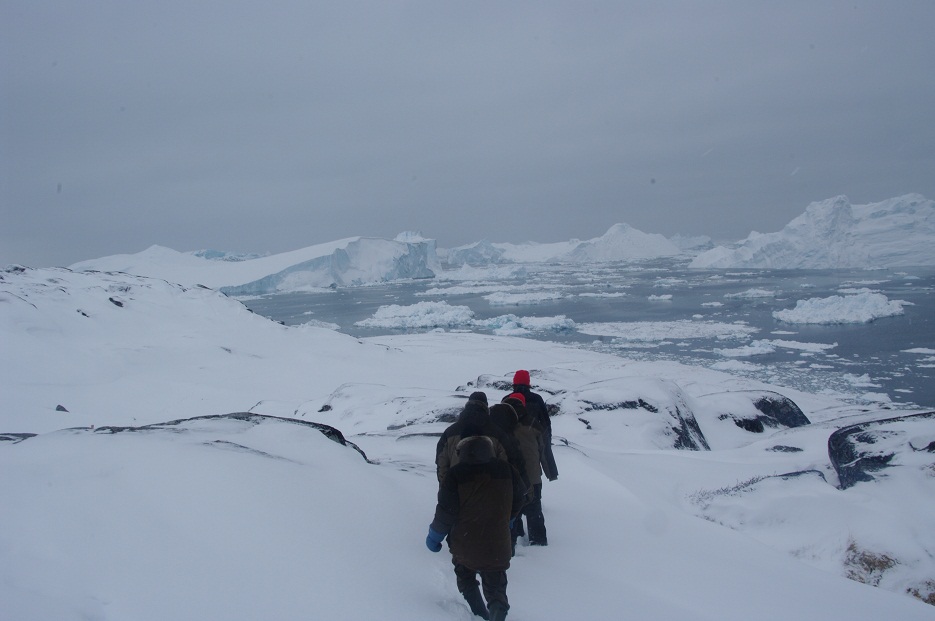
691;194;935;269
70;234;441;293
2;265;934;619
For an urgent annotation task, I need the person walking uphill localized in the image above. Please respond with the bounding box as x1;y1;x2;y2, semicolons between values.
426;435;526;621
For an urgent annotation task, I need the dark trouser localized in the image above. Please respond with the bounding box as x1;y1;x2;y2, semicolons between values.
512;483;547;545
454;563;509;611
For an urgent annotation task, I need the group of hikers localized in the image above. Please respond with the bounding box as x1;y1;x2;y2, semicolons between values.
425;370;559;621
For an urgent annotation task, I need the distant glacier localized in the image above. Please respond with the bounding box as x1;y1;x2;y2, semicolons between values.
70;194;935;295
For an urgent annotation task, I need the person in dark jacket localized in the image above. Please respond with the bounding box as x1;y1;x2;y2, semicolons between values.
503;392;552;547
509;370;558;546
510;371;558;481
426;435;526;621
435;392;525;486
488;402;531;492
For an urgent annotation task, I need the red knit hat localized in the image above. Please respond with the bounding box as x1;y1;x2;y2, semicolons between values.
513;369;531;386
504;392;526;406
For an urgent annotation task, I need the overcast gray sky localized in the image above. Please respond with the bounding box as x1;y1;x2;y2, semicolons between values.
3;1;934;267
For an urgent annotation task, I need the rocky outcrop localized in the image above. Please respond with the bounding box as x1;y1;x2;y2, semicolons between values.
828;411;935;489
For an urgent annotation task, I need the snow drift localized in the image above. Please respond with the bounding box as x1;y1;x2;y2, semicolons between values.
691;194;935;269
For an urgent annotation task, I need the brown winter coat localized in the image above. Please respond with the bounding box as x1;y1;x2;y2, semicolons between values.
512;385;558;480
504;397;548;486
514;418;544;487
431;436;526;571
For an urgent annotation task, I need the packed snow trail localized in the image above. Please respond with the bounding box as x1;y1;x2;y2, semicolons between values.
382;435;933;620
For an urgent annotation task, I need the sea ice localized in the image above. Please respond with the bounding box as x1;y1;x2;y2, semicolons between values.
773;291;909;324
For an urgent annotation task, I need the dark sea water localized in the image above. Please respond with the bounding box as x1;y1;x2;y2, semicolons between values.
243;259;935;409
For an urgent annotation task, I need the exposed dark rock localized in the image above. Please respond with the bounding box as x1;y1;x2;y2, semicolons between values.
0;433;36;443
471;372;564;396
735;418;765;433
580;397;709;450
434;407;460;424
397;432;443;439
473;375;513;392
691;469;826;508
55;404;69;412
767;445;804;453
92;412;371;462
709;390;810;436
753;393;811;427
828;411;935;490
386;406;460;430
108;297;124;307
673;407;710;451
581;399;658;414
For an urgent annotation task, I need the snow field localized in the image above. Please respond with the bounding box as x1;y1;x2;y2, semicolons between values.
2;266;934;619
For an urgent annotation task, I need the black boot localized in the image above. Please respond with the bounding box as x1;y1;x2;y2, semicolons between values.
462;586;489;619
488;601;508;621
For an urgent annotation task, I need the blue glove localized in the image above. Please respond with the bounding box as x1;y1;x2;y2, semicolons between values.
509;517;516;530
425;527;445;552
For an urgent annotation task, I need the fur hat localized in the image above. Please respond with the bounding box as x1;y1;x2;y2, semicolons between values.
456;435;495;464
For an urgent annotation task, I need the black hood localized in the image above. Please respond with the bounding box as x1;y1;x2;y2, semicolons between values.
489;403;518;433
458;398;489;427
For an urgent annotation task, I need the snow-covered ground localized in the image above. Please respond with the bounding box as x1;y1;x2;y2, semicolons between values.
3;265;934;619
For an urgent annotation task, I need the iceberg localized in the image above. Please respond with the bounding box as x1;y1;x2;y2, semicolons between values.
669;233;715;253
443;222;682;266
565;223;681;262
71;235;441;294
442;239;507;267
691;194;935;269
221;237;440;295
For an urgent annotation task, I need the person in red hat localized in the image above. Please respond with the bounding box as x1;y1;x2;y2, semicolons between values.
501;392;550;551
507;371;558;546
